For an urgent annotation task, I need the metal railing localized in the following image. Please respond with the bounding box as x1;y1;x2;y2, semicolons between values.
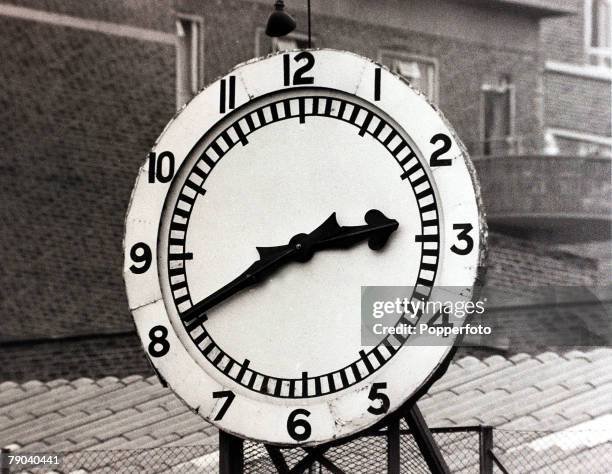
3;425;612;473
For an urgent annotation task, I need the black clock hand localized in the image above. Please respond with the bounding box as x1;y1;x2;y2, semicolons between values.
263;210;399;260
180;210;398;326
311;209;399;251
183;244;295;321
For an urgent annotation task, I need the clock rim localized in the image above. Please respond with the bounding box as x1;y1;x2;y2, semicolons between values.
123;48;488;446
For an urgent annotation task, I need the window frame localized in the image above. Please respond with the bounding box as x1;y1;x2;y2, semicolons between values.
377;49;439;105
176;13;205;108
584;0;612;68
479;81;517;156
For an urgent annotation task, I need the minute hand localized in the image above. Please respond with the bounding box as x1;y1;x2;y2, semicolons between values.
180;244;295;323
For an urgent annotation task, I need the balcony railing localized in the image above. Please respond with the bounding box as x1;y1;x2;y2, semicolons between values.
472;154;612;242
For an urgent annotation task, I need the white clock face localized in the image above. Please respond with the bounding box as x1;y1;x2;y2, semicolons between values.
124;50;485;446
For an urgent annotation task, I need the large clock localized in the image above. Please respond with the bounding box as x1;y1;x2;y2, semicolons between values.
124;49;485;446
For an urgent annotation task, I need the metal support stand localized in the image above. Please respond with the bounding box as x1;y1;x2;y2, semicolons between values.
219;430;244;474
218;402;451;473
1;448;9;474
386;417;401;474
405;405;451;474
479;425;493;474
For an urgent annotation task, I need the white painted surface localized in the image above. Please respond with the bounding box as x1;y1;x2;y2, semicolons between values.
124;50;485;445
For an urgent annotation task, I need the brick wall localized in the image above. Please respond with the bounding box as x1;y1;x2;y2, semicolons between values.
0;334;151;381
486;233;599;290
474;155;612;238
0;16;175;339
471;233;608;354
462;234;607;358
182;0;544;155
540;0;611;146
544;72;612;136
463;302;612;356
540;0;585;64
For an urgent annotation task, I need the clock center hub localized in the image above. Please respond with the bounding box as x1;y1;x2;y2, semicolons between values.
289;233;314;262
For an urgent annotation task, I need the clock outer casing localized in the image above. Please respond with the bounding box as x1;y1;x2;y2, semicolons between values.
123;49;487;446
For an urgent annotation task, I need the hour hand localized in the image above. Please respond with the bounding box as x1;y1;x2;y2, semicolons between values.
258;210;399;263
311;209;399;251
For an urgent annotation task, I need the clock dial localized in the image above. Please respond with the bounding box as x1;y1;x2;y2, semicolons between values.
124;50;485;446
161;89;439;398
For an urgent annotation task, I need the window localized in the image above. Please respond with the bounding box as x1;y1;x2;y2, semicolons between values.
585;0;611;67
255;29;313;56
176;15;204;108
481;79;516;156
379;51;438;104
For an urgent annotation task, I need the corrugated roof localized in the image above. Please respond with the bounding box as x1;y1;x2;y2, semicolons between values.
2;349;610;459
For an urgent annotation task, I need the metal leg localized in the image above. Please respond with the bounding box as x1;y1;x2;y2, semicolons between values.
234;402;451;474
479;426;493;474
219;430;244;474
1;448;10;474
265;445;290;473
404;404;450;474
387;417;401;474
